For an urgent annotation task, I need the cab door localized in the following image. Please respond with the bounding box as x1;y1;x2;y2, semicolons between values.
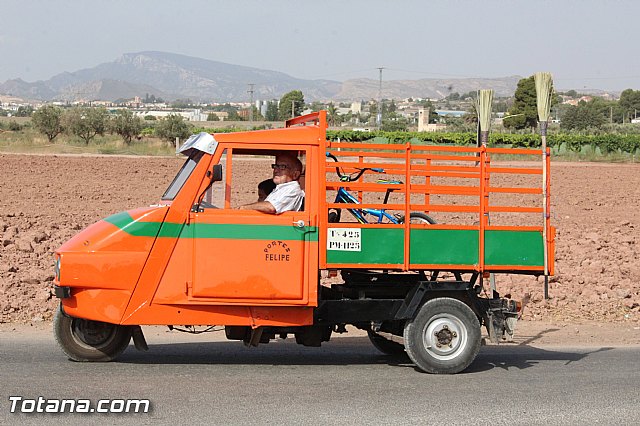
190;209;313;304
189;147;316;305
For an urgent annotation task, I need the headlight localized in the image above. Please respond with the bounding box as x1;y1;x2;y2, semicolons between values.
54;256;61;282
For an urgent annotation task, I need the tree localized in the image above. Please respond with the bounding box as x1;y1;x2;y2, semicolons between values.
560;99;607;130
618;89;640;122
327;102;340;127
278;90;305;120
143;93;164;103
32;105;64;142
308;101;325;112
64;107;108;144
155;114;192;144
504;76;548;131
249;105;264;121
207;112;220;121
386;99;397;114
111;109;143;144
381;113;408;131
170;99;194;109
226;110;243;121
15;106;34;117
264;101;279;121
446;92;461;101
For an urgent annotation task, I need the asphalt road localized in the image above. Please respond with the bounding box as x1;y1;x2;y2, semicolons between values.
1;327;639;425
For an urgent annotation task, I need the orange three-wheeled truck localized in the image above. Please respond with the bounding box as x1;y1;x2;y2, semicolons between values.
52;111;555;374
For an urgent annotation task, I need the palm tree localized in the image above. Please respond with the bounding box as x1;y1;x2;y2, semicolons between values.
327;103;339;127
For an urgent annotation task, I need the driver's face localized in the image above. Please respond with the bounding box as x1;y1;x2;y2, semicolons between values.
272;156;299;185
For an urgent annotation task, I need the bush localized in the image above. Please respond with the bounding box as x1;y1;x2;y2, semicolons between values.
155;114;192;143
32;105;64;142
325;130;640;153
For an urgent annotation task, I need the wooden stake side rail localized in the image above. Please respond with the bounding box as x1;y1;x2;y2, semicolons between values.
320;141;555;276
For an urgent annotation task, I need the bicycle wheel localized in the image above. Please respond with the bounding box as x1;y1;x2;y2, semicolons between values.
399;212;437;224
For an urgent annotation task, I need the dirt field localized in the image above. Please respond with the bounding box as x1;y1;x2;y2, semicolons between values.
1;153;639;343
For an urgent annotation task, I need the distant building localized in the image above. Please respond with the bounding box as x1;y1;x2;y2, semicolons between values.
434;110;466;118
418;108;428;132
418;107;447;132
133;109;208;121
563;96;593;106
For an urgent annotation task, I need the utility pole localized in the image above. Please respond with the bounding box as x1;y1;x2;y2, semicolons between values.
247;83;255;124
291;100;296;118
376;67;384;129
610;106;613;125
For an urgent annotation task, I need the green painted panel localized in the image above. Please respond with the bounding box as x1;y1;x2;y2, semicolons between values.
484;230;544;266
104;212;162;237
104;212;318;241
192;223;318;241
410;229;478;265
326;228;404;264
326;228;543;267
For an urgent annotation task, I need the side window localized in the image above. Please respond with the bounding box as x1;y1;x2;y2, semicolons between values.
228;149;307;212
198;148;307;212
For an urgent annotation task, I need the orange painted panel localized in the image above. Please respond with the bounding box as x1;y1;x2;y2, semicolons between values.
192;238;305;300
62;289;132;324
119;304;314;327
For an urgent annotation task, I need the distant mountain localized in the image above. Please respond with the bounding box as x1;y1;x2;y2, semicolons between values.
337;76;522;100
0;78;57;100
0;51;522;102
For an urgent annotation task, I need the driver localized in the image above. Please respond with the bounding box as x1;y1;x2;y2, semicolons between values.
240;152;304;214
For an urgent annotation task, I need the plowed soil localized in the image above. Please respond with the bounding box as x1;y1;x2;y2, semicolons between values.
1;154;639;338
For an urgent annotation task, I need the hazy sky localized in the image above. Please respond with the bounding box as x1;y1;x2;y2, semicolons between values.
1;0;639;92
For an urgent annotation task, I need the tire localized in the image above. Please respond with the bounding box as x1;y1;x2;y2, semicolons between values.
328;208;341;223
367;330;406;355
403;297;481;374
402;212;437;225
54;306;132;362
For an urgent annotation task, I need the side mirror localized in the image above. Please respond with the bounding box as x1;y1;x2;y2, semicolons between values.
211;164;223;182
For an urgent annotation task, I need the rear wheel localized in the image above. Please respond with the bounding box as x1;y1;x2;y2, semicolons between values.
404;212;437;224
54;306;132;362
367;330;405;355
403;297;481;374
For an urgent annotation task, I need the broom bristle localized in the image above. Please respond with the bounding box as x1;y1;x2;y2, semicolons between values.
476;89;494;132
535;72;553;122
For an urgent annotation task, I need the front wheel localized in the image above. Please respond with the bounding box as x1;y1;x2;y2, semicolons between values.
54;306;132;362
403;297;481;374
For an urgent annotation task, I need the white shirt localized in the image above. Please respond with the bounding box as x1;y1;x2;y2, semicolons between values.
265;181;304;214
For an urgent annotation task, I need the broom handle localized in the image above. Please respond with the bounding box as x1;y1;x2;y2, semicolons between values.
541;122;549;277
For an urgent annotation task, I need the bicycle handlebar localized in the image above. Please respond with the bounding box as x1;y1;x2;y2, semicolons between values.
326;152;384;181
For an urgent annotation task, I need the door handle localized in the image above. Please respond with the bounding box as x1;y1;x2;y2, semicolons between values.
293;220;305;228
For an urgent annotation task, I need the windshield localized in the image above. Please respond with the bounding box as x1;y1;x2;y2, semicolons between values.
161;151;204;201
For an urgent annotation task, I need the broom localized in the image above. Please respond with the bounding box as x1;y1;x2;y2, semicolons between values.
534;72;553;299
475;90;496;293
476;89;494;147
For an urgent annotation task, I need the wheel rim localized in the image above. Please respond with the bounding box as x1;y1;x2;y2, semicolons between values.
422;314;468;361
410;216;430;224
71;318;118;349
